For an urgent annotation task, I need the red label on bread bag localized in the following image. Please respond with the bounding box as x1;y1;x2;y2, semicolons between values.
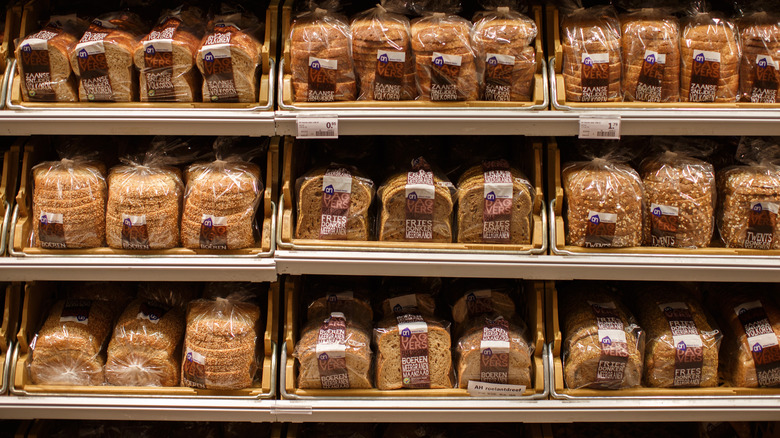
60;299;92;324
316;313;350;389
584;211;617;248
589;301;629;386
374;50;405;101
479;317;510;384
307;57;337;102
430;52;461;101
405;158;435;241
660;302;704;387
200;25;240;102
397;313;431;388
636;51;665;102
199;214;228;249
734;301;780;387
38;211;66;248
484;53;514;101
482;159;513;243
121;214;150;249
689;50;720;102
76;25;114;101
320;167;352;239
751;56;779;103
650;204;679;247
745;201;778;249
19;26;62;101
581;53;609;102
183;348;206;388
143;17;181;101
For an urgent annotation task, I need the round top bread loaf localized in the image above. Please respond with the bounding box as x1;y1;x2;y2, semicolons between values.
351;13;410;43
36;298;114;358
33;160;107;194
291;10;351;43
108;165;183;199
641;151;715;201
186;297;260;340
411;15;472;52
472;11;538;48
562;6;621;48
111;298;185;355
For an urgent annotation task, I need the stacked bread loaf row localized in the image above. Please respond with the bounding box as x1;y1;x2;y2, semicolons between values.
290;6;537;103
15;7;264;103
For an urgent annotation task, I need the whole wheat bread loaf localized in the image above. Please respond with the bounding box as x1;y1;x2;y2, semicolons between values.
717;164;780;249
680;13;740;102
620;10;680;102
738;13;780;103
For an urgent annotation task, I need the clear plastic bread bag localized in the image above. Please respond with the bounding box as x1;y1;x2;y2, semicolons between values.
306;288;375;326
562;149;645;248
15;14;89;102
134;5;206;102
472;5;538;101
181;293;261;390
639;140;716;248
351;3;416;101
181;138;264;250
138;282;202;309
31;152;107;249
737;11;780;103
377;156;457;242
106;137;200;250
410;11;477;101
378;276;441;317
456;159;534;244
65;281;135;317
295;163;375;241
290;6;356;102
560;5;622;102
69;11;148;102
456;313;533;389
560;287;645;390
449;281;519;325
680;6;740;102
373;312;454;389
29;298;114;385
293;311;374;389
104;298;185;386
620;8;680;102
196;4;264;103
717;137;780;249
635;287;722;387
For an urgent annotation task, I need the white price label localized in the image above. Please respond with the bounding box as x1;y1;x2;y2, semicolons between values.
467;381;527;397
297;116;338;139
579;117;621;139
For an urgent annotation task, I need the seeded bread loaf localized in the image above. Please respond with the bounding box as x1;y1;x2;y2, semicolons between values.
620;11;680;102
680;14;740;102
717;165;780;249
377;170;454;242
739;13;780;103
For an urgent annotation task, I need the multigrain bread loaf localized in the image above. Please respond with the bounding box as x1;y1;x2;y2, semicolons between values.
181;297;260;390
739;12;780;103
456;314;532;388
620;10;680;102
456;161;533;244
640;151;715;248
196;13;263;103
472;8;537;101
30;299;113;385
713;289;780;387
104;298;185;386
32;159;107;249
680;13;740;102
134;6;205;102
295;165;375;240
294;313;373;389
717;164;780;249
181;160;262;250
561;6;622;102
562;160;645;248
69;12;147;102
636;289;721;387
374;314;453;389
411;14;477;101
351;6;416;101
15;16;88;102
106;165;183;249
290;9;356;102
561;289;644;389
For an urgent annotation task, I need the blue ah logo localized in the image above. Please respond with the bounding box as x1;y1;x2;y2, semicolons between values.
393;304;403;313
401;328;412;337
78;49;88;59
695;53;705;64
583;57;593;66
677;341;687;351
590;215;600;225
645;54;656;64
311;60;321;70
123;218;132;227
466;293;476;302
488;56;497;66
186;352;193;361
327;294;338;303
319;353;329;361
652;207;662;217
203;217;213;228
408;192;418;201
753;343;763;353
77;314;87;322
753;203;763;212
40;214;48;224
602;336;612;345
486;191;497;201
148;312;159;321
379;54;389;64
146;45;156;55
433;56;444;67
204;52;215;63
759;58;769;68
324;184;335;195
22;44;31;53
739;307;748;315
483;348;493;356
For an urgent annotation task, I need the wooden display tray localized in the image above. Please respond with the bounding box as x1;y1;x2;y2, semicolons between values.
279;136;546;253
286;423;545;437
12;280;279;398
549;7;780;110
548;138;780;256
1;140;22;256
1;283;22;394
278;3;546;110
10;137;278;257
281;276;546;398
546;281;780;398
6;0;277;110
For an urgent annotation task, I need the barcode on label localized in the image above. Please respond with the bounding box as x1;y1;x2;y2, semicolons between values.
316;130;335;137
297;116;339;139
597;130;616;137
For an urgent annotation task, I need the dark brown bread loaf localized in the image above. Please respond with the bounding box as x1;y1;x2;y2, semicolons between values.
680;13;740;102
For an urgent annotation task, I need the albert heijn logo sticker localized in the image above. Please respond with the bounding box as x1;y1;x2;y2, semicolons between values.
123;218;133;227
146;45;156;56
379;53;389;64
652;206;663;217
486;191;497;202
753;203;764;213
466;293;476;302
759;57;769;69
677;340;688;351
393;304;403;313
203;217;214;228
590;214;601;225
583;56;593;66
487;56;498;66
433;56;444;67
401;327;412;337
324;184;335;195
407;191;418;201
482;347;493;357
78;48;89;59
645;53;656;64
601;335;612;345
753;343;764;353
319;352;329;361
311;60;322;70
204;52;215;63
22;44;32;53
695;52;706;64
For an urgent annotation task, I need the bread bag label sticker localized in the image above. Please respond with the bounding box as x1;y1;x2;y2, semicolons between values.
143;18;180;101
479;317;511;384
308;57;338;102
39;211;66;249
316;312;350;388
482;159;513;243
375;50;405;101
581;52;609;102
320;167;352;239
199;214;228;250
397;313;431;388
431;52;462;101
466;290;496;317
60;299;92;324
19;27;61;101
734;300;780;386
588;301;629;385
389;294;424;315
636;50;666;102
183;348;206;388
650;203;679;247
405;169;435;241
137;300;171;324
689;50;720;102
584;211;617;248
745;201;778;250
76;39;114;101
121;214;150;250
467;380;526;396
485;53;514;101
751;56;779;103
659;302;704;386
201;41;240;102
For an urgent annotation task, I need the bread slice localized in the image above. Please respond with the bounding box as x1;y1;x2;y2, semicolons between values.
456;315;532;388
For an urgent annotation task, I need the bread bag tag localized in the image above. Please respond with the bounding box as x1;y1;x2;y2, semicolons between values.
737;10;780;103
425;13;463;101
732;299;780;386
301;8;342;102
658;301;706;386
481;159;513;243
480;7;522;102
477;314;512;384
587;300;631;386
315;312;351;388
199;13;245;102
404;156;436;240
319;165;352;239
396;310;432;388
17;15;85;101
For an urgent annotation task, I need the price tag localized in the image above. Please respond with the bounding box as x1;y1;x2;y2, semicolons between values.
578;116;621;140
467;381;527;397
297;116;338;139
